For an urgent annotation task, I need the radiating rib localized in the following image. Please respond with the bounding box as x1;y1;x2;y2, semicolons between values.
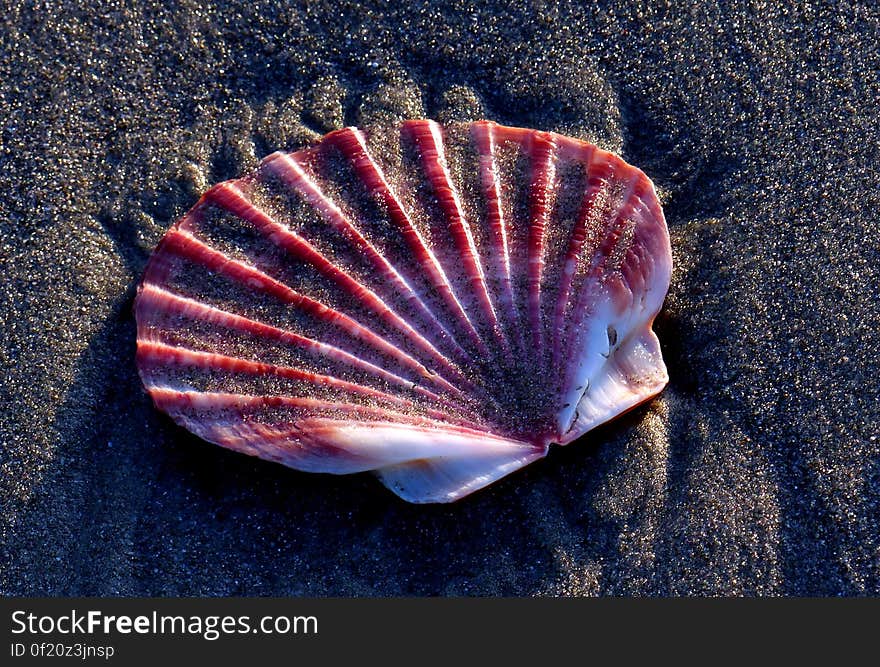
156;227;461;398
326;126;489;357
136;283;453;405
259;151;472;365
488;124;549;361
203;180;469;390
523;129;557;361
470;121;523;354
550;142;602;368
137;341;416;408
401;120;509;360
148;387;487;431
585;172;647;279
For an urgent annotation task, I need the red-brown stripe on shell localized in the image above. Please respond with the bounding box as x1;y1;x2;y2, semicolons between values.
135;119;672;503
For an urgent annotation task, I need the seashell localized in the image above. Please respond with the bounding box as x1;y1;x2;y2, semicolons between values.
135;120;672;503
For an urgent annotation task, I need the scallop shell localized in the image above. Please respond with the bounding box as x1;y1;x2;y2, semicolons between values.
135;119;672;503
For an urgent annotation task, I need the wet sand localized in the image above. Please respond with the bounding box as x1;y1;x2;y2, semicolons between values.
1;1;878;595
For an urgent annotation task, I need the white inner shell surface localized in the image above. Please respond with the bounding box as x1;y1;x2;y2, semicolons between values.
135;120;672;503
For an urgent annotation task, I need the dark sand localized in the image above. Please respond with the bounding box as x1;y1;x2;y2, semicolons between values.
1;1;878;595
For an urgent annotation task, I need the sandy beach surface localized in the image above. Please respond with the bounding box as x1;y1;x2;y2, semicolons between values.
1;1;878;595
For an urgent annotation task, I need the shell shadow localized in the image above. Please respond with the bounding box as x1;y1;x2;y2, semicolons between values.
30;275;544;595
